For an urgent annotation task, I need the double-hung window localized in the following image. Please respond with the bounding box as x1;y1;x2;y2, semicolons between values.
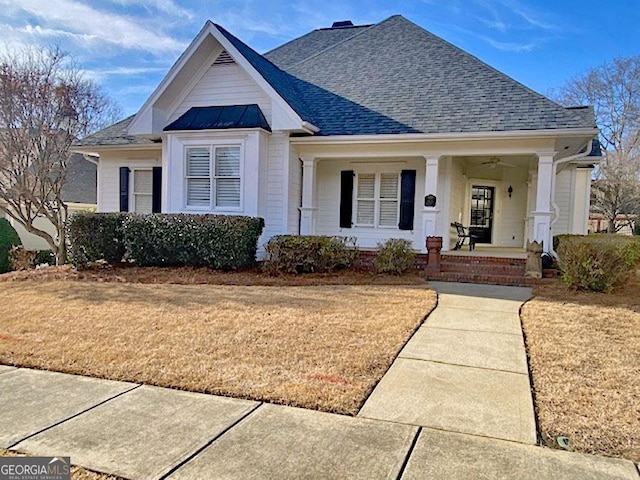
132;169;153;213
354;172;400;228
185;145;241;209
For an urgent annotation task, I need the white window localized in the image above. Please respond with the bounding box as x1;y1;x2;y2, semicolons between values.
132;169;153;213
355;172;400;228
185;145;241;209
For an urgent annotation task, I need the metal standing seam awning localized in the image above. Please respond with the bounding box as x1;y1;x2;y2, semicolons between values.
163;104;271;132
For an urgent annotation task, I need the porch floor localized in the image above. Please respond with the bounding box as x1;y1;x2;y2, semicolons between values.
443;246;526;260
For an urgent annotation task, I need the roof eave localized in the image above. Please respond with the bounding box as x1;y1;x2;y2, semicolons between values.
71;143;163;155
290;127;599;145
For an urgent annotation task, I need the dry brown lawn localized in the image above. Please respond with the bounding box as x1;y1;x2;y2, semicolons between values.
0;449;120;480
0;264;427;286
0;276;435;415
521;273;640;463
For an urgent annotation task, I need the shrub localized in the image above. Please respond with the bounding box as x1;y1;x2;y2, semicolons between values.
8;246;36;271
553;234;582;252
122;214;264;270
373;238;416;274
0;218;22;273
263;235;358;274
557;235;640;292
34;250;56;266
67;212;127;269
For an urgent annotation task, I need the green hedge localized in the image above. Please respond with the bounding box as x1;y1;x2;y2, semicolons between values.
0;219;22;273
556;234;640;292
373;238;416;274
67;212;264;270
67;213;128;268
122;214;264;270
263;235;358;274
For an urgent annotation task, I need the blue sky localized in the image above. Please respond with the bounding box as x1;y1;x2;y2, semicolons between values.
1;0;638;117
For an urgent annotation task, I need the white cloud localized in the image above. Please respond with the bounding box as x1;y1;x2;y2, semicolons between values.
21;24;100;42
0;0;188;54
498;0;559;31
82;66;167;81
103;0;194;19
481;36;536;52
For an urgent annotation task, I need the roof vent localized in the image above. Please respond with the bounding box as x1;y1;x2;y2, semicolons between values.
213;50;235;66
331;20;354;28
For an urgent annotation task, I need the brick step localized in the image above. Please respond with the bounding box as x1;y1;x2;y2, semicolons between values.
441;255;526;266
424;271;537;287
440;263;525;275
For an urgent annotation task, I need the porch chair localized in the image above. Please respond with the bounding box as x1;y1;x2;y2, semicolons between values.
451;222;478;251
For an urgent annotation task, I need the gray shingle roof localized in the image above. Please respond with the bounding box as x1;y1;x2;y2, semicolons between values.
279;15;595;135
77;15;596;146
74;116;157;147
264;25;371;69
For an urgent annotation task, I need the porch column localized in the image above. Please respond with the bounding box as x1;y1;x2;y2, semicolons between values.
422;155;440;252
299;156;317;235
532;153;554;250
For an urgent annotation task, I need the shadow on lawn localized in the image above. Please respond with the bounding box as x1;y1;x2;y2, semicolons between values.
42;280;429;312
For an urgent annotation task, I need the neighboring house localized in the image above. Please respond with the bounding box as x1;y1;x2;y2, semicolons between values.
1;154;97;250
73;15;600;253
588;213;637;235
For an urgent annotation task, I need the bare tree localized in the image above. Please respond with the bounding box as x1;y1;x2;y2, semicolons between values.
554;55;640;233
0;46;120;263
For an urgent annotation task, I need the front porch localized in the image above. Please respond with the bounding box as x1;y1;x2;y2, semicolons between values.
295;149;557;255
444;246;527;259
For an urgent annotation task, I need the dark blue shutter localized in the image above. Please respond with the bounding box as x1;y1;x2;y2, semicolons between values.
399;170;416;230
339;170;354;228
119;167;130;212
152;167;162;213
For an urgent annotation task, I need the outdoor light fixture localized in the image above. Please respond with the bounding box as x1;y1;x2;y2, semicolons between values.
508;185;513;198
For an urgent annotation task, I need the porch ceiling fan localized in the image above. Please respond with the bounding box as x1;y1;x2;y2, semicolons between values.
481;157;515;168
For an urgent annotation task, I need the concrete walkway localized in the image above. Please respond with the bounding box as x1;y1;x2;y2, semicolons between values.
359;281;536;444
1;283;639;479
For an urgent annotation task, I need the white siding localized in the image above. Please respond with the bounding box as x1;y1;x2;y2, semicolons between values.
97;152;161;212
497;166;528;247
553;167;573;235
572;167;592;234
314;158;425;250
448;160;466;246
169;64;272;124
287;150;301;234
262;132;288;243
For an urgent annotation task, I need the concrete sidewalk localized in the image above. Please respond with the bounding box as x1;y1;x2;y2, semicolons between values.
359;281;536;444
1;281;639;479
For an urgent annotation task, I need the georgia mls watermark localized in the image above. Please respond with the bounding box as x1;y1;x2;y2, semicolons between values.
0;457;70;480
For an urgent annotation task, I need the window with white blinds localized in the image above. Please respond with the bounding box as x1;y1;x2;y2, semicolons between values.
356;173;375;226
133;169;153;213
379;173;399;227
185;145;241;209
186;147;211;207
214;146;241;207
355;172;400;228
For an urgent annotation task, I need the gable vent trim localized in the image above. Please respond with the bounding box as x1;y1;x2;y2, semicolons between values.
213;50;236;66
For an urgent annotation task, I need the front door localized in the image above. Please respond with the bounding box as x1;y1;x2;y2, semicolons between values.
470;186;494;244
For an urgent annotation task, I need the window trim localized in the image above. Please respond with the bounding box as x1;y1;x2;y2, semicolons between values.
353;171;401;229
183;141;244;212
130;168;153;213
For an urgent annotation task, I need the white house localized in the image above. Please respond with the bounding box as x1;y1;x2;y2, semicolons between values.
73;15;600;254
